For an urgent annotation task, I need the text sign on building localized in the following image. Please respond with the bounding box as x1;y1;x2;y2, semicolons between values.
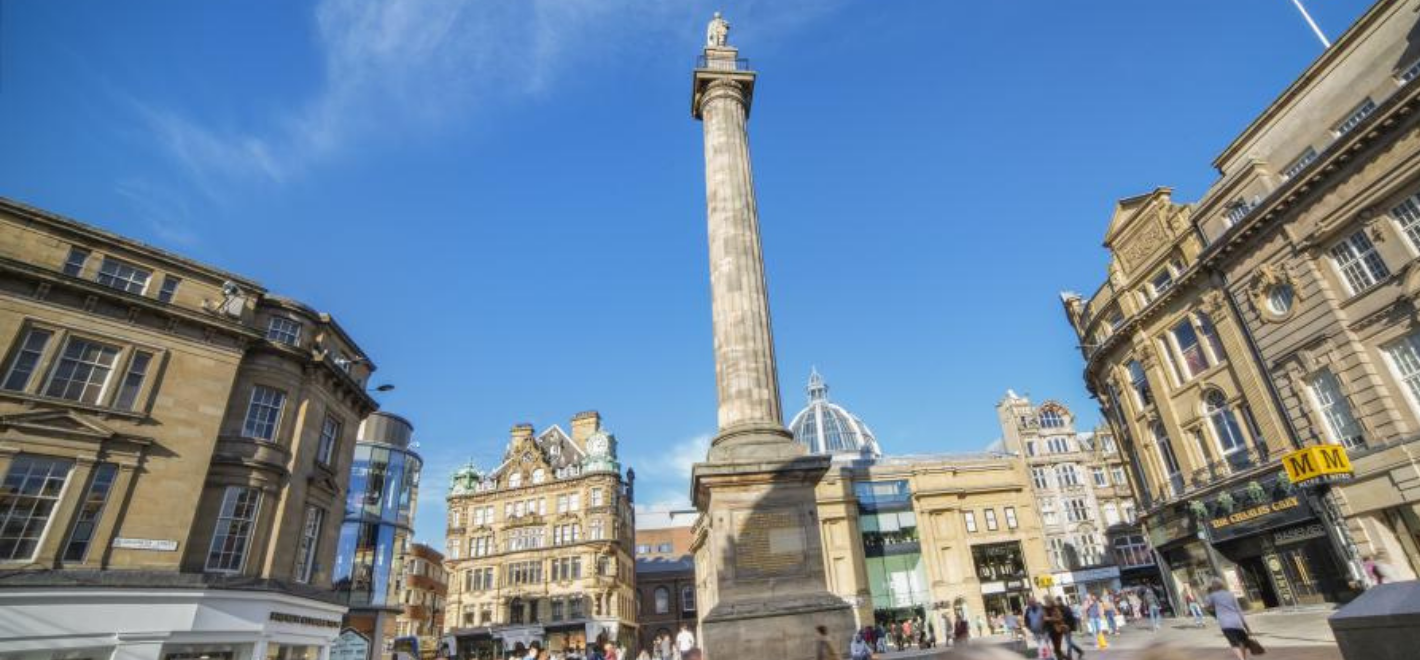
1282;445;1353;486
111;537;178;551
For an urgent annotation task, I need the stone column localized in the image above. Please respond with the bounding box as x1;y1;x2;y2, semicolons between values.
688;23;852;660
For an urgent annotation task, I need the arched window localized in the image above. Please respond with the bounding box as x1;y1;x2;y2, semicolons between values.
1039;407;1065;428
532;468;546;485
1204;390;1246;454
654;587;670;614
508;472;523;488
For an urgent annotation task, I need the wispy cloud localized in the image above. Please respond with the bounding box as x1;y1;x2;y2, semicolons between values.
136;0;842;192
112;178;204;247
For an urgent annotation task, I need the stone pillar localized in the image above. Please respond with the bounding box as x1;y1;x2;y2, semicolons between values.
689;21;852;660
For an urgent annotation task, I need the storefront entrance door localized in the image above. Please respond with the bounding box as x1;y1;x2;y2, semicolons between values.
1237;558;1278;608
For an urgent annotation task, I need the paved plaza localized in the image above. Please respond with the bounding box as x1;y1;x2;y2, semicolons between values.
876;608;1343;660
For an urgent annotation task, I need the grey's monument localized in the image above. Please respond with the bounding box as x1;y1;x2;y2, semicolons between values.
688;13;853;659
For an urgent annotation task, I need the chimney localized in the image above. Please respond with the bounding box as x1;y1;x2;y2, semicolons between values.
570;410;601;447
510;423;535;444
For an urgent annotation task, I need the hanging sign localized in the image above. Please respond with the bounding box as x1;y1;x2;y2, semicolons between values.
1282;445;1353;486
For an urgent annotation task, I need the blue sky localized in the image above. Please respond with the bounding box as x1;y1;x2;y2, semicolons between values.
0;0;1373;545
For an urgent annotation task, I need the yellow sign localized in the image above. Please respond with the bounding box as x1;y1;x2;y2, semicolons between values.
1283;445;1353;486
1034;575;1054;588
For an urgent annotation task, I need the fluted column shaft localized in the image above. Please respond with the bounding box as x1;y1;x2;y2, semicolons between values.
700;78;783;433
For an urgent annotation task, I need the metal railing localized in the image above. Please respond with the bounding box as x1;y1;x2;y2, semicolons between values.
1188;443;1272;491
696;55;749;71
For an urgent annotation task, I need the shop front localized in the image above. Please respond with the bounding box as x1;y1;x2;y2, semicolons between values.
971;542;1033;617
1049;566;1122;605
1146;473;1356;612
0;586;346;660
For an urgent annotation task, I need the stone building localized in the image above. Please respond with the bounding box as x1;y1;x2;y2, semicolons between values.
633;508;698;652
1190;0;1420;586
442;412;637;659
396;542;448;653
1057;0;1420;612
0;197;378;658
996;392;1161;602
785;372;1051;634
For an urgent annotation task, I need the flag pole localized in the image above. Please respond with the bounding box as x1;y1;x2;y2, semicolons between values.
1290;0;1332;48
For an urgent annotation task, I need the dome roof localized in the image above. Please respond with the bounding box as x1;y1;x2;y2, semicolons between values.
788;369;882;457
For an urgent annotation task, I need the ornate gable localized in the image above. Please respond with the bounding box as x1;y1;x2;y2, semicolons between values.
1102;187;1186;277
0;409;149;445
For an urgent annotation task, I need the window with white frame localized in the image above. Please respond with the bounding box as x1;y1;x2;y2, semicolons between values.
1391;191;1420;251
1078;533;1104;565
266;317;303;346
1047;538;1068;569
1047;437;1071;453
206;486;261;572
1040;499;1058;525
963;511;978;533
1307;369;1365;448
1066;498;1091;522
1039;408;1065;428
62;462;118;563
292;505;324;583
1204;390;1247;454
1031;467;1050;489
44;337;121;405
1058;463;1081;487
2;328;54;392
654;587;670;614
1148;268;1174;298
1330;230;1390;295
984;508;999;531
508;472;523;489
95;257;151;294
1170;316;1213;379
0;455;74;561
1384;331;1420;414
591;488;604;507
1004;506;1018;529
471;536;495;556
1127;360;1153;407
1153;422;1181;479
1111;466;1127;486
1334;98;1377;137
1123;502;1137;523
1112;534;1152;567
241;386;286;441
682;585;696;612
1103;502;1120;526
317;415;341;466
590;518;605;540
1092;467;1108;487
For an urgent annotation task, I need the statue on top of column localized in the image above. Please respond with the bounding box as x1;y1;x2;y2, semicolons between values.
706;12;730;47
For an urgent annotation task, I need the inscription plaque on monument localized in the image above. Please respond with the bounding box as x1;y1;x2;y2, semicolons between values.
733;510;806;578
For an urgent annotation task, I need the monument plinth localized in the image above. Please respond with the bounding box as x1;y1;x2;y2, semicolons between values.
689;13;853;660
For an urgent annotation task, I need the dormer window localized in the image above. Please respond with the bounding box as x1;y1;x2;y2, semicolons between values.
1334;98;1377;137
96;257;151;295
1225;197;1260;227
1149;269;1174;298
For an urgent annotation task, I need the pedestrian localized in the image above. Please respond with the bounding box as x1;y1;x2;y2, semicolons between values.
1004;609;1020;647
1204;577;1262;660
1024;597;1049;655
660;633;673;660
851;631;872;660
1365;553;1400;585
1143;586;1162;631
1061;599;1085;660
636;649;650;660
903;618;914;648
675;625;695;660
1042;596;1068;660
1183;585;1206;627
815;626;840;660
1101;591;1118;635
975;614;986;639
954;614;971;645
1084;594;1102;640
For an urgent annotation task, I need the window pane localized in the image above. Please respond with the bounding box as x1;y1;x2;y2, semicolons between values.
62;463;118;562
1308;370;1365;448
95;257;152;294
43;338;120;404
113;351;153;411
206;486;262;572
242;386;286;440
63;247;90;277
157;275;182;303
1172;319;1210;378
3;329;53;392
0;456;74;561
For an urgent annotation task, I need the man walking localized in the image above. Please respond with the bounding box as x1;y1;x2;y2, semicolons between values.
1143;586;1162;631
675;625;695;660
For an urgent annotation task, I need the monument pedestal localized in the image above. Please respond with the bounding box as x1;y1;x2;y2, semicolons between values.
691;444;854;660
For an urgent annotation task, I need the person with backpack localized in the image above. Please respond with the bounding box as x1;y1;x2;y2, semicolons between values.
1024;597;1048;655
1061;600;1085;659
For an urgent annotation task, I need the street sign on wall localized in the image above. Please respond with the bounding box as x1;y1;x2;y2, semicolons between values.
1283;445;1353;486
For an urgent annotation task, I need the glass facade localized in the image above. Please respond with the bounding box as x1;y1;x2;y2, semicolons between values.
333;413;422;609
855;480;929;622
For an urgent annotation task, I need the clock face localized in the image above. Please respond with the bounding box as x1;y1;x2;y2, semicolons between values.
520;452;533;464
588;434;608;455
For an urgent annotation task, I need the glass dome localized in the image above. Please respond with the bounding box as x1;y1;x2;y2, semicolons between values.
788;369;882;457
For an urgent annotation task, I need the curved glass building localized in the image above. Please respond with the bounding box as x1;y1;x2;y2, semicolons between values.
334;411;423;655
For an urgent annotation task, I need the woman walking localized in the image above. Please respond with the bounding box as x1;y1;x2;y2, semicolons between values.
1042;596;1069;660
1204;578;1258;660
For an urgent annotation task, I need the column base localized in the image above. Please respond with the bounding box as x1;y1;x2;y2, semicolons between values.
706;422;803;464
691;452;853;660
